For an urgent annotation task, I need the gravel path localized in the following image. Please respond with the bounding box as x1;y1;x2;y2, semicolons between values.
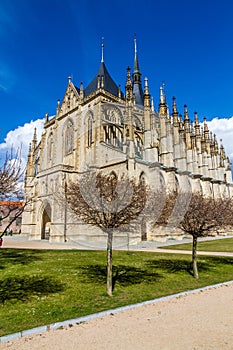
2;283;233;350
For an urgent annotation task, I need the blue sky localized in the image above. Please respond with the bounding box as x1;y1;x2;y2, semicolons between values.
1;0;233;148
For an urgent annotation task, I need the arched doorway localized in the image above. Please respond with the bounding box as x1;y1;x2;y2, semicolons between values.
41;203;51;240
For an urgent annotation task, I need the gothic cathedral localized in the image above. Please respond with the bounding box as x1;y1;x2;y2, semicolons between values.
22;39;233;246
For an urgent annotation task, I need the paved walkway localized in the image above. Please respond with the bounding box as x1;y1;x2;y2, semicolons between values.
2;234;233;257
2;282;233;350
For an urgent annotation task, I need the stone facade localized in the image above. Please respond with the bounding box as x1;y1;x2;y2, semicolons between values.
22;40;233;246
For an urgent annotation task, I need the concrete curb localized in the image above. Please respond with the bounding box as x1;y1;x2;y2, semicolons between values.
1;280;233;344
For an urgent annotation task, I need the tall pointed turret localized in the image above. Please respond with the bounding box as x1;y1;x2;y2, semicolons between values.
32;128;37;152
125;66;133;102
172;97;179;126
132;35;144;106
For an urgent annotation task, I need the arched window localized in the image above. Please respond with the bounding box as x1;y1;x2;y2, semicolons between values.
47;133;53;163
88;115;93;147
64;120;74;155
139;172;146;185
135;132;143;158
103;125;123;150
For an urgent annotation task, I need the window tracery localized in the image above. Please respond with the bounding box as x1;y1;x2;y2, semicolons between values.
135;132;143;157
64;119;74;155
47;133;53;163
88;114;93;147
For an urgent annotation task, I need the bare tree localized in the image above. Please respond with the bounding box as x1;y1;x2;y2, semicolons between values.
0;148;24;199
0;148;27;238
65;171;148;296
159;192;233;279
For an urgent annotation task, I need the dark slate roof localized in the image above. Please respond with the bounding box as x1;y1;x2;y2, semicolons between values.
84;62;123;98
133;83;144;106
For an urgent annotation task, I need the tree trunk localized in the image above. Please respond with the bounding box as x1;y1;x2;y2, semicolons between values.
106;230;113;296
192;236;199;279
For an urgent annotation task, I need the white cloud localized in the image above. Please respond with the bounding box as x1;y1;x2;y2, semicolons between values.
0;118;44;167
206;117;233;164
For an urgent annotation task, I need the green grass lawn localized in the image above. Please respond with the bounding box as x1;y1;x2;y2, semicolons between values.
164;237;233;252
0;248;233;336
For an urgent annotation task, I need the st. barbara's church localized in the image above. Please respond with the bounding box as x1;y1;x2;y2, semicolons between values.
21;39;233;246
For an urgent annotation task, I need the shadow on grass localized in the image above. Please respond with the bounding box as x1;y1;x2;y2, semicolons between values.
146;258;212;277
79;264;161;290
0;249;42;270
205;256;233;265
147;255;233;277
0;275;64;304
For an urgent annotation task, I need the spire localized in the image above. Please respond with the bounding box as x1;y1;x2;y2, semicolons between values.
158;83;167;116
220;139;226;167
194;112;201;140
132;35;143;105
134;34;140;74
172;96;179;126
184;105;190;132
201;126;206;153
179;114;184;136
210;132;215;155
220;139;226;158
32;128;37;151
151;97;155;112
203;117;210;141
125;66;133;102
101;37;104;63
214;134;219;155
28;142;32;156
191;122;196;149
143;77;151;108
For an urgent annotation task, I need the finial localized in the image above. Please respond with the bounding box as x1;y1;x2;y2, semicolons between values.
151;97;155;112
204;117;209;133
194;111;199;124
101;37;104;63
160;83;166;103
172;96;177;112
68;76;72;83
57;99;60;107
45;112;49;123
